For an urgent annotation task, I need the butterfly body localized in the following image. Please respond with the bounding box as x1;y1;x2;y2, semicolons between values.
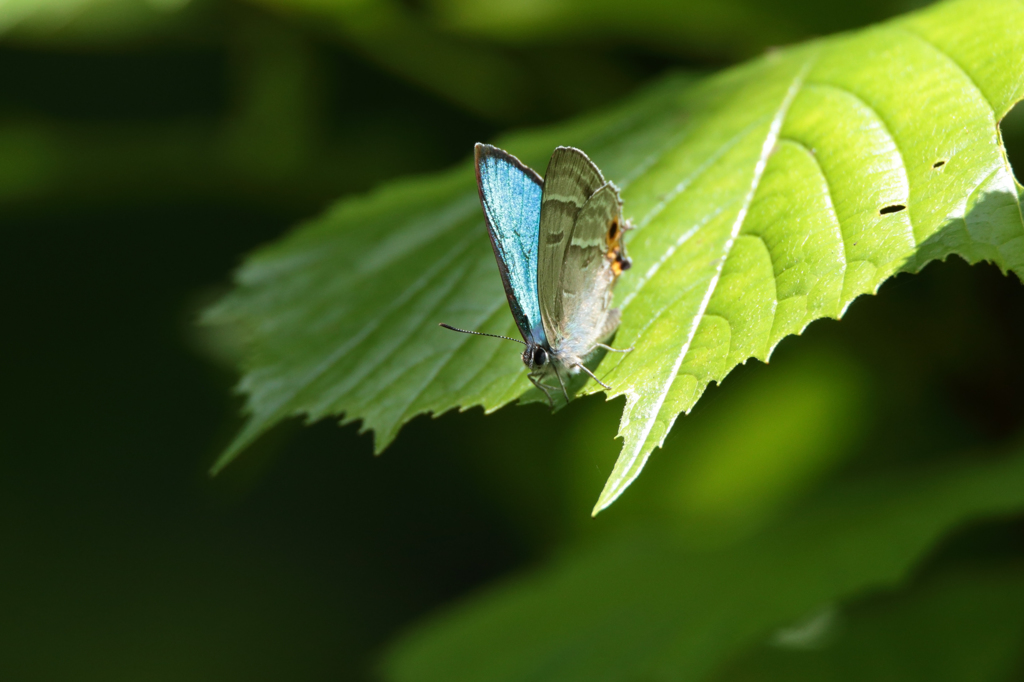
445;143;631;406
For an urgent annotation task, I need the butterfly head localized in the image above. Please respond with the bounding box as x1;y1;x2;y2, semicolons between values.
522;343;549;371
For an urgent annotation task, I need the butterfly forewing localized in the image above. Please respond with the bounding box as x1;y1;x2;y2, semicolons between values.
537;147;605;348
474;144;545;345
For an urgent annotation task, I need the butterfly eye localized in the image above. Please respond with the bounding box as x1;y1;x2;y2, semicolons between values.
608;220;619;240
533;347;547;367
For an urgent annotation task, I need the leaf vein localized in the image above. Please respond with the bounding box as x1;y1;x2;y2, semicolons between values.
361;257;497;424
311;238;483;420
804;82;917;248
892;25;994;112
777;135;850;305
400;299;514;425
596;56;814;512
635;115;772;230
251;227;481;436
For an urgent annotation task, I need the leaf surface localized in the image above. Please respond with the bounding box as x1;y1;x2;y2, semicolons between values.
381;449;1024;682
207;0;1024;511
716;566;1024;681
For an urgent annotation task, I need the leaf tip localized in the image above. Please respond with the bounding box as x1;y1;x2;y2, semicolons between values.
208;418;267;476
591;480;627;516
208;448;240;477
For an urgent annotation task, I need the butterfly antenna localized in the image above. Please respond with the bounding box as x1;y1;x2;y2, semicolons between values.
439;323;526;345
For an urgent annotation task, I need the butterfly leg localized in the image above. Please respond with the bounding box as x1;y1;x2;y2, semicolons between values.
552;365;571;405
572;363;612;390
591;342;634;353
527;372;556;410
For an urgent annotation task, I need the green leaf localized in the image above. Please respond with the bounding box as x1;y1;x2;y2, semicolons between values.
207;0;1024;512
0;0;193;44
716;566;1024;682
381;448;1024;682
244;0;644;123
246;0;541;123
424;0;862;62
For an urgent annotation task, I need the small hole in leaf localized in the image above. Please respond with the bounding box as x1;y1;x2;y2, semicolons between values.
933;160;946;168
880;204;906;215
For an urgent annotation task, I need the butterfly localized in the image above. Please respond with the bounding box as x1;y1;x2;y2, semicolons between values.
441;143;633;407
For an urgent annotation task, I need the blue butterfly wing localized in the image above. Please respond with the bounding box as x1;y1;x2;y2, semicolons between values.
475;143;547;346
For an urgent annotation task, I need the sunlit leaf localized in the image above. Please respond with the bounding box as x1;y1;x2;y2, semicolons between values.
207;0;1024;512
381;448;1024;682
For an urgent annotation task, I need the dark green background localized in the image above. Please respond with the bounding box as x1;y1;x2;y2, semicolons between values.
2;1;1023;679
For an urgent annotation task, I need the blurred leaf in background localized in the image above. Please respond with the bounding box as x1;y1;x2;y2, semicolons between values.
423;0;930;62
384;443;1024;682
2;0;1024;681
718;565;1024;682
0;0;194;44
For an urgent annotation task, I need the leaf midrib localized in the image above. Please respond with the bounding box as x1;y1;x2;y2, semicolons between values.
593;56;817;514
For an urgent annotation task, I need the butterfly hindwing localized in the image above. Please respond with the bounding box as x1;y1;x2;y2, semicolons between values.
537;147;605;348
556;182;624;359
474;144;545;345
